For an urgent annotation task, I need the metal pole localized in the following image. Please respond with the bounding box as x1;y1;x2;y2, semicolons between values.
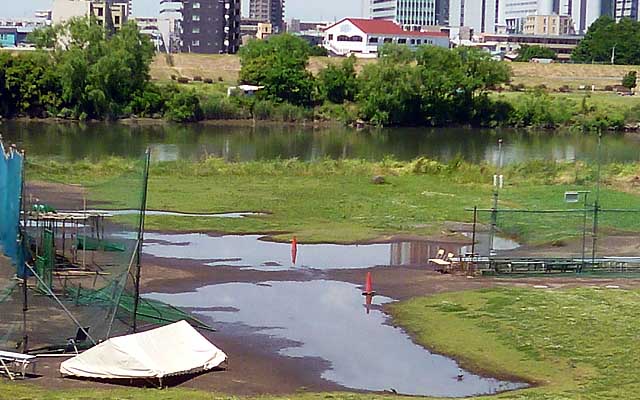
133;150;151;333
19;150;28;353
471;206;477;274
581;192;588;272
592;133;602;265
489;139;503;258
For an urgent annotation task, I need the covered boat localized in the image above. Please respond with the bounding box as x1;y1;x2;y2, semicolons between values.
60;320;226;385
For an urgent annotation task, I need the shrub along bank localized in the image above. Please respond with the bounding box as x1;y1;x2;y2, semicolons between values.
2;23;639;130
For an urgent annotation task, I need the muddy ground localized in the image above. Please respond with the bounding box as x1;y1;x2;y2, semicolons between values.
8;182;640;395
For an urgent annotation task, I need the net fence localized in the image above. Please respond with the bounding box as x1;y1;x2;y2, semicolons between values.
1;143;206;354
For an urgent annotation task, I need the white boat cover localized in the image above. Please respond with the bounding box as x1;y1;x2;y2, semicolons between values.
60;320;226;379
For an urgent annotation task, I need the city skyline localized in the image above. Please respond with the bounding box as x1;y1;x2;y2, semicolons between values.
3;0;362;21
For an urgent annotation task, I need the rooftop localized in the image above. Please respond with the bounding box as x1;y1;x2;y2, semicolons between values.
325;18;449;38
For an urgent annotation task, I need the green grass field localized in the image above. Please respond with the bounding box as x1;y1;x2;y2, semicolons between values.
25;157;640;244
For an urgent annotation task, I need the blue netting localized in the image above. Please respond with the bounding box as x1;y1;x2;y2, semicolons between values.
0;140;24;271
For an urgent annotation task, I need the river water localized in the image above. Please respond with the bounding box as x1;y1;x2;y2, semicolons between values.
3;120;640;164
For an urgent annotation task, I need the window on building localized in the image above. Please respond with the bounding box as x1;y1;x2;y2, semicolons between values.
328;34;333;40
398;38;406;44
97;8;103;17
350;35;363;42
337;35;349;41
114;16;120;25
383;37;392;43
193;2;200;8
193;27;200;34
193;15;200;21
369;37;378;43
192;40;200;46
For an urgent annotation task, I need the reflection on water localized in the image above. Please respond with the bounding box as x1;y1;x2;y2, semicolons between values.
144;233;470;271
143;232;519;270
4;121;640;164
146;280;525;396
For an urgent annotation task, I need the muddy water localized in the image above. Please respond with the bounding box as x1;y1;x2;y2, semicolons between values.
143;232;520;270
144;233;459;270
146;280;525;397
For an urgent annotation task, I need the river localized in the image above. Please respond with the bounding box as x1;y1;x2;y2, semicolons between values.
3;120;640;164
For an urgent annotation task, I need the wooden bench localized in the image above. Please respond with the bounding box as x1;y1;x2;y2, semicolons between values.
0;351;36;380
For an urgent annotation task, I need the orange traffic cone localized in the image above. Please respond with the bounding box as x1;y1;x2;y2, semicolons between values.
362;272;375;296
291;236;298;265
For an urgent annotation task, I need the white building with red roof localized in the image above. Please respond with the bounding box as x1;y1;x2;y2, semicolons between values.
322;18;449;58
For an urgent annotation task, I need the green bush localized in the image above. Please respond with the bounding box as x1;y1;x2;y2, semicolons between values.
164;90;203;122
201;95;249;120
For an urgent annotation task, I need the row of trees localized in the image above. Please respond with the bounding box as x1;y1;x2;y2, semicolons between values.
239;35;512;126
572;16;640;64
0;17;162;120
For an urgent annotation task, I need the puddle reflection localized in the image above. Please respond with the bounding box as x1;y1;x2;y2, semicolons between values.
146;280;525;396
143;232;520;270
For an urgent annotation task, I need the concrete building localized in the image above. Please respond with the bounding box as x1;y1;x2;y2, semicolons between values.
51;0;129;31
449;0;502;34
523;14;575;34
480;32;583;60
249;0;285;33
369;0;438;29
159;0;183;53
615;0;639;20
133;17;164;50
323;18;449;58
181;0;241;54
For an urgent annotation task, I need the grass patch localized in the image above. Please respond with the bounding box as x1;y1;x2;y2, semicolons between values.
389;287;640;399
24;157;640;243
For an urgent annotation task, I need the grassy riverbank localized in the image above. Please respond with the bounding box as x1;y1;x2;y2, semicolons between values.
150;53;640;91
2;287;639;399
26;157;640;244
390;287;640;399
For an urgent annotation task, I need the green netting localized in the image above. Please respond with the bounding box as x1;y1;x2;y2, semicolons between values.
1;148;209;354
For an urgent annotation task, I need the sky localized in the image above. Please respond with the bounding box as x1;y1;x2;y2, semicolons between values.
3;0;363;21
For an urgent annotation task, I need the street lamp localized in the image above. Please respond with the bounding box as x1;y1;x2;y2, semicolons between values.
565;190;590;272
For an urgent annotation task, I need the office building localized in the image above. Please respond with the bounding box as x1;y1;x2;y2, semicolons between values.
523;14;575;34
370;0;438;29
249;0;284;33
449;0;502;34
181;0;241;54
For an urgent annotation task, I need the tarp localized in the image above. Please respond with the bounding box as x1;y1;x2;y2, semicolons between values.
60;321;226;380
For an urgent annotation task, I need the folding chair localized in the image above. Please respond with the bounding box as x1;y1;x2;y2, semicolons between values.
66;327;90;354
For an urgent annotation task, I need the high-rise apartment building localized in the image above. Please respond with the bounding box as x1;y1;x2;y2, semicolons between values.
249;0;285;33
615;0;638;20
370;0;438;28
181;0;241;54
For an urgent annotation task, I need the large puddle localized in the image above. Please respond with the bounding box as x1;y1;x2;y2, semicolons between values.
146;280;525;397
143;232;520;270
